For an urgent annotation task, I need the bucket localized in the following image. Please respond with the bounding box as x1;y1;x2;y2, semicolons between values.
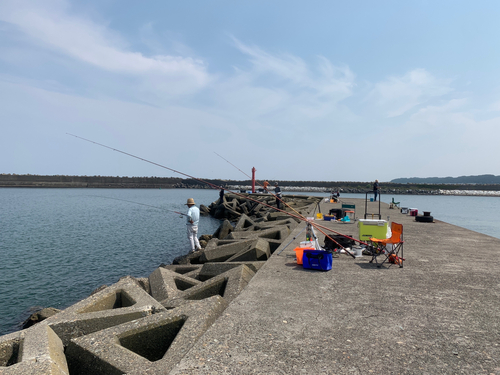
316;213;323;220
353;247;363;257
294;247;314;265
370;198;374;202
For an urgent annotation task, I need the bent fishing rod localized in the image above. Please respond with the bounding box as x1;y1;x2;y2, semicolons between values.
213;151;355;255
90;195;187;216
68;134;354;256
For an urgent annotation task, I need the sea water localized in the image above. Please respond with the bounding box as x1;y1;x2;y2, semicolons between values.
1;188;500;336
0;188;222;336
302;191;500;240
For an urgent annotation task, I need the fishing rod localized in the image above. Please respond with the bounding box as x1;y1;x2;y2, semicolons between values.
214;151;307;220
90;195;187;216
68;134;354;256
68;134;293;216
213;151;353;256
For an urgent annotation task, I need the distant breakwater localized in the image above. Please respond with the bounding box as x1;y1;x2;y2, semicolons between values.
2;174;500;196
229;185;500;197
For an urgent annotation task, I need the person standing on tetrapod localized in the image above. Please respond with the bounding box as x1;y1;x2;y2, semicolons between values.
373;179;380;202
274;182;282;209
218;186;224;205
185;198;201;252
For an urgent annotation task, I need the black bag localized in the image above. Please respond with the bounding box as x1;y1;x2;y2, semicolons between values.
323;234;355;250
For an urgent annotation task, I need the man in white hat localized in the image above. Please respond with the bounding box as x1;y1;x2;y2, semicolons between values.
185;198;201;252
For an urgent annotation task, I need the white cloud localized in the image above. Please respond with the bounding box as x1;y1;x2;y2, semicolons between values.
366;68;453;118
0;0;210;96
231;37;354;98
207;38;356;131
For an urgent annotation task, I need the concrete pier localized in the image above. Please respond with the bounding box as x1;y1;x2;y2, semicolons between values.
2;196;499;374
171;198;500;374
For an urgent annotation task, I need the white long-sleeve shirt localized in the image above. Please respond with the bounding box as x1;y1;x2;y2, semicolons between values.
186;206;200;226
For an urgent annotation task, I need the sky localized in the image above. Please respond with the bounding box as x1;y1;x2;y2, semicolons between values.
1;0;500;182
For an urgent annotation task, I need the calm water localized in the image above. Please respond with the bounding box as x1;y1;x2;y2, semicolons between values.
0;188;222;336
302;192;500;240
1;189;500;336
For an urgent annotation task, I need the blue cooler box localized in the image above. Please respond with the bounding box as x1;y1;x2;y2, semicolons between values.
302;250;332;271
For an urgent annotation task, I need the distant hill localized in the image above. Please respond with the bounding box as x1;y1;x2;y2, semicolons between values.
391;174;500;184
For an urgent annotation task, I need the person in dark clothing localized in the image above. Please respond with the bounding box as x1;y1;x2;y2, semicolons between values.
219;186;224;205
274;182;282;209
373;180;379;201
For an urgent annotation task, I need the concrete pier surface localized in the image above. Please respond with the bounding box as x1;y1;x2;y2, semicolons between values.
171;198;500;374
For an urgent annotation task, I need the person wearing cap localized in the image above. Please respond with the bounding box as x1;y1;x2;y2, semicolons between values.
274;182;282;209
185;198;201;252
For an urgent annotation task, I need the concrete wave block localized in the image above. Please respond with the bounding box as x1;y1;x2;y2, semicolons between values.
234;214;257;231
199;239;257;263
226;238;271;262
227;225;290;241
212;219;234;240
160;275;229;309
0;331;22;369
149;267;201;301
202;238;218;252
160;264;202;280
264;239;283;254
215;265;256;303
65;296;227;375
256;218;297;231
0;324;68;375
197;261;266;280
266;212;297;221
162;263;256;309
45;277;166;346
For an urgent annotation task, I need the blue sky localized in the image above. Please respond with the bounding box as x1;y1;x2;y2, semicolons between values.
1;0;500;182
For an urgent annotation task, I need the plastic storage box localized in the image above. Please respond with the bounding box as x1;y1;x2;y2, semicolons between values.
358;219;388;242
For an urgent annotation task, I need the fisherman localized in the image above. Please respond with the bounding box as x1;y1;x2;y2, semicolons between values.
219;186;225;205
274;182;282;209
373;179;380;202
263;180;269;192
185;198;201;252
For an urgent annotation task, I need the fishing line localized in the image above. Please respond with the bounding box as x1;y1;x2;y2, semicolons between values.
68;134;354;256
90;195;187;216
213;151;306;219
213;151;354;255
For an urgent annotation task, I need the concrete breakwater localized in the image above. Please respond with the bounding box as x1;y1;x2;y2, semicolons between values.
0;193;321;374
229;185;500;196
4;174;500;196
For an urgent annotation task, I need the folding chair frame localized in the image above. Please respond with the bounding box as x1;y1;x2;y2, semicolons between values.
368;222;404;268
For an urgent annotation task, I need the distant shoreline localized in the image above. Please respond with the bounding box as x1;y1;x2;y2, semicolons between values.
2;174;500;196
